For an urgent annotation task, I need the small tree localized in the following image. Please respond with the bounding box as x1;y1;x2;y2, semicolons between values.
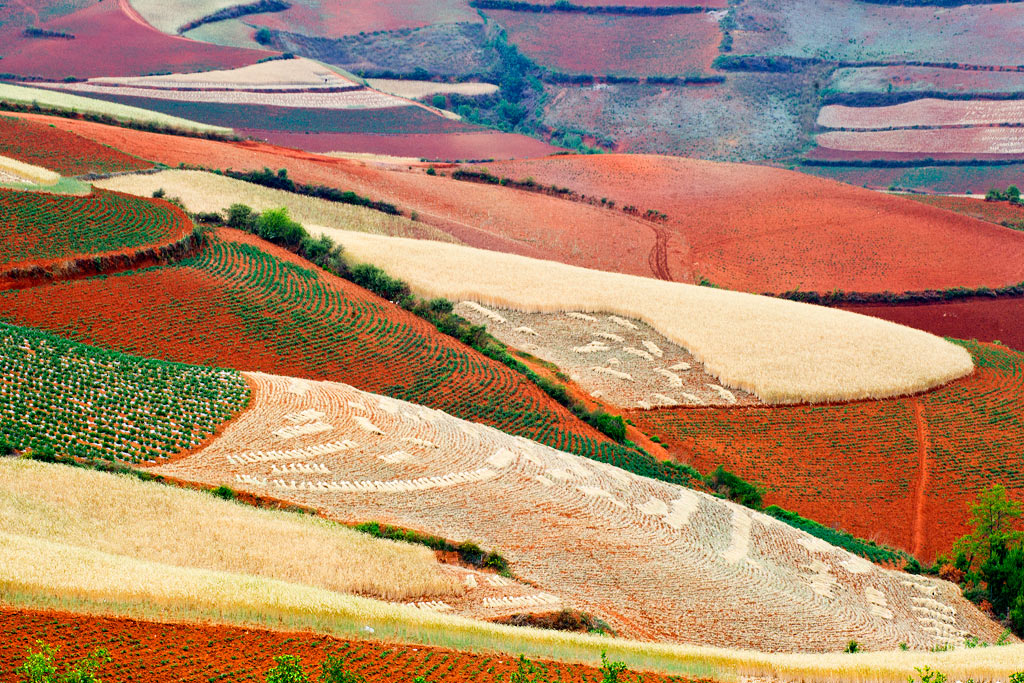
256;208;307;249
952;485;1023;572
17;642;57;683
600;652;640;683
226;203;258;233
266;656;308;683
1008;185;1021;203
318;655;365;683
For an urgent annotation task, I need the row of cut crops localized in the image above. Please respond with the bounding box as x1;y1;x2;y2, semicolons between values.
0;322;248;463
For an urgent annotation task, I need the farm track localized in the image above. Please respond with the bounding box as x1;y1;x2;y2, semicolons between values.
910;399;931;558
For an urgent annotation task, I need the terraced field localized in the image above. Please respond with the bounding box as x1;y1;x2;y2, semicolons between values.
0;188;192;268
0;322;247;463
0;229;661;476
816;128;1024;160
151;370;1001;651
818;100;1024;130
0;115;151;177
631;341;1024;562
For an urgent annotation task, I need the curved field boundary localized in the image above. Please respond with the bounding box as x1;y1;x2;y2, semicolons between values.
630;341;1024;562
0;114;153;177
329;231;973;405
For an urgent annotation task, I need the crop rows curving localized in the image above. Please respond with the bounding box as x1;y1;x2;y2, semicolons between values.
0;115;151;177
0;322;248;463
0;188;191;267
630;341;1024;561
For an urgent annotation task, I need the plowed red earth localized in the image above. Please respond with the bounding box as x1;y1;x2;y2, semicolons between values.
0;608;691;683
11;114;664;279
480;154;1024;293
902;194;1024;226
630;341;1024;562
0;0;271;79
248;130;562;161
0;228;619;463
0;115;151;177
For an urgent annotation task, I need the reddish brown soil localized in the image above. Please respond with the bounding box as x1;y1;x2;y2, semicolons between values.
487;10;721;76
0;608;691;683
0;115;152;177
482;154;1024;293
246;130;562;162
247;0;482;37
630;342;1024;562
902;194;1024;226
0;0;271;79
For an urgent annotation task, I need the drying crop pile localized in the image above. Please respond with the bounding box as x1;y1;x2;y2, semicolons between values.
0;322;248;463
454;303;759;409
0;188;191;267
0;115;151;178
152;370;1003;651
632;341;1024;562
0;230;644;471
330;231;973;405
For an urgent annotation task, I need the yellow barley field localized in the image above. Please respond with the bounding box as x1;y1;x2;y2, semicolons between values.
0;155;61;186
366;79;500;99
330;232;973;405
0;458;457;601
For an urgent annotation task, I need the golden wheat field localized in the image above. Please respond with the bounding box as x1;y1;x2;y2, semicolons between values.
325;232;974;405
0;155;60;186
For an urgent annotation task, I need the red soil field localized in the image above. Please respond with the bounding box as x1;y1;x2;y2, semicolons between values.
0;115;151;177
0;608;689;683
486;10;721;76
0;228;623;463
247;0;482;37
842;299;1024;354
0;0;271;79
247;130;562;161
816;128;1024;158
799;161;1024;195
630;341;1024;562
902;194;1024;226
482;154;1024;293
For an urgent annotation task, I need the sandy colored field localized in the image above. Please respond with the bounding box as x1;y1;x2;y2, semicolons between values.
818;99;1024;129
828;66;1024;97
453;303;759;409
127;0;243;34
91;56;358;90
0;84;230;134
480;154;1024;293
245;0;482;38
0;458;454;601
366;79;499;99
0;156;60;186
328;231;972;405
818;127;1024;156
150;370;1003;654
95;170;458;243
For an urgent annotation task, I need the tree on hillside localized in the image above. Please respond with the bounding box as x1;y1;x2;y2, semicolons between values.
952;484;1023;572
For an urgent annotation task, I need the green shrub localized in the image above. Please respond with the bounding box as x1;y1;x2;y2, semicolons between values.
318;656;365;683
266;656;308;683
709;465;765;508
211;485;236;501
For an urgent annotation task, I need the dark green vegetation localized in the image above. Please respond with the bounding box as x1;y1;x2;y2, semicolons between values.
14;642;109;683
179;0;292;34
222;167;400;215
0;321;249;465
353;521;511;576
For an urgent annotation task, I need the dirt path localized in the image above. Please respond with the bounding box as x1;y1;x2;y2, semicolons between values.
648;223;673;281
910;398;931;557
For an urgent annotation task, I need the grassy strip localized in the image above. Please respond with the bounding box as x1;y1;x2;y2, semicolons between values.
221;167;401;215
352;522;511;577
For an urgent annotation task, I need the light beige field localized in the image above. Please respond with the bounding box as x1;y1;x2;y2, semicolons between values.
0;458;455;601
818;99;1024;129
0;83;230;134
47;82;410;111
366;79;500;99
818;127;1024;155
454;303;760;408
0;155;60;186
325;232;974;405
151;371;1003;654
127;0;240;34
95;170;460;243
91;57;358;90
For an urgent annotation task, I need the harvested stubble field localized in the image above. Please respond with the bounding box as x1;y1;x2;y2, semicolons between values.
0;116;151;178
0;458;456;601
816;127;1024;158
0;229;637;469
486;10;721;76
478;153;1024;294
732;0;1024;66
818;99;1024;130
0;322;247;463
0;0;272;80
46;82;410;111
95;169;458;243
632;341;1024;562
0;188;192;268
828;66;1024;97
150;370;1001;652
90;57;359;91
367;80;499;99
0;157;59;188
0;609;671;683
331;231;973;406
453;303;759;409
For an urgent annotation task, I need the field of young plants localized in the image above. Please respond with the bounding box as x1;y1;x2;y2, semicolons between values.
632;341;1024;562
0;322;247;463
0;116;151;178
0;188;192;268
152;370;1002;652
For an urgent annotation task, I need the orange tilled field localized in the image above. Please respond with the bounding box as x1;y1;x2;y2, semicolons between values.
0;608;689;683
630;341;1024;562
